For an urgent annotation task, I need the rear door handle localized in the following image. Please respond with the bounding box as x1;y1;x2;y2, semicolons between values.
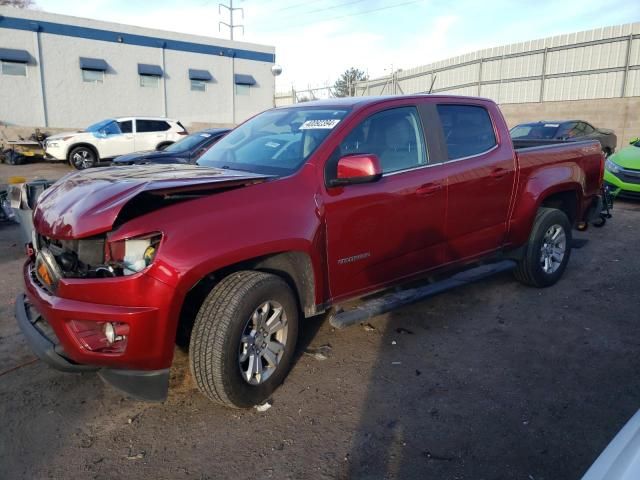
490;168;509;179
416;183;442;196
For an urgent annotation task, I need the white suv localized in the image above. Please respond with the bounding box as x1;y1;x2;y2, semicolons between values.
44;117;188;169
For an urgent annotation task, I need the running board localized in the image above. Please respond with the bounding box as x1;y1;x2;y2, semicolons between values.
329;260;517;329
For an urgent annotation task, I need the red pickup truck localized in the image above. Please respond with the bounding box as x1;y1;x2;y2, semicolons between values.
16;95;605;408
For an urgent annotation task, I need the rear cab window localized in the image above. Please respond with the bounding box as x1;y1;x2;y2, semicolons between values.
436;104;497;160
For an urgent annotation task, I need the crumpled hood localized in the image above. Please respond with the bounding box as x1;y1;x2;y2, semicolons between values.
34;164;271;239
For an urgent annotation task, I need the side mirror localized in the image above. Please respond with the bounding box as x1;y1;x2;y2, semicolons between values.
329;154;382;187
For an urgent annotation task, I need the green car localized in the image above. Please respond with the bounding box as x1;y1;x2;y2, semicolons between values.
604;137;640;199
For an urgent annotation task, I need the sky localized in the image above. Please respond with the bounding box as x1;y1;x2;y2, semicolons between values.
33;0;640;91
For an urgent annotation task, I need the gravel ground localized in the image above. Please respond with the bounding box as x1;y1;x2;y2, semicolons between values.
1;162;639;480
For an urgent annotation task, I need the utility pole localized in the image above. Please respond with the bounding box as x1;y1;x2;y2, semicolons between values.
218;1;244;125
218;0;244;40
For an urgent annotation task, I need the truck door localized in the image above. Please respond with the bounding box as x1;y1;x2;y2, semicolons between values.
324;105;448;302
435;103;516;262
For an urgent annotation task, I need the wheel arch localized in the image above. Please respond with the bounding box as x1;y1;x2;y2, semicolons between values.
174;250;321;348
507;180;584;247
67;143;100;161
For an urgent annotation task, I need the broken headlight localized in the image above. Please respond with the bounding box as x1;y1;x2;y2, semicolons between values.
107;233;162;275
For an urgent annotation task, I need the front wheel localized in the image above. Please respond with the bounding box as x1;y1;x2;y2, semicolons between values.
189;271;299;408
514;207;572;288
69;146;98;169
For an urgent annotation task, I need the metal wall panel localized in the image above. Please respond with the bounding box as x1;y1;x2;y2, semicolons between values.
543;71;624;101
397;73;433;93
625;70;640;97
432;63;479;90
630;39;640;66
436;85;479;96
480;80;542;104
482;53;544;82
545;41;628;74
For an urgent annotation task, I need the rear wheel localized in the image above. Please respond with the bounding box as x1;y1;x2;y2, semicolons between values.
514;207;572;287
69;146;98;169
189;271;299;408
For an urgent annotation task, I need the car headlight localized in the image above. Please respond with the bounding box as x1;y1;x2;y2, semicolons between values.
605;159;622;174
107;233;162;275
46;142;59;149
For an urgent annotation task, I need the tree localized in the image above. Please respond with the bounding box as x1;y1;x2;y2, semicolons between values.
333;68;368;97
0;0;35;7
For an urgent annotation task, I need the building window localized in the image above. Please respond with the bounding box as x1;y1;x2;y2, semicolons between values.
1;61;26;76
236;84;250;96
191;79;206;92
140;74;159;88
82;69;104;83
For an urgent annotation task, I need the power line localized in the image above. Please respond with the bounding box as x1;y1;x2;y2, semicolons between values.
262;0;427;31
273;0;370;21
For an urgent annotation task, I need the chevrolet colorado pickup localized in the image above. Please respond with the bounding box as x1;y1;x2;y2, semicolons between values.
16;95;605;408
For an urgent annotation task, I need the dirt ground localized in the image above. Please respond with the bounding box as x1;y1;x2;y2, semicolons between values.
1;162;639;480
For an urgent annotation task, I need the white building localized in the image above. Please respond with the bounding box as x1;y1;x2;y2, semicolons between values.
0;6;276;129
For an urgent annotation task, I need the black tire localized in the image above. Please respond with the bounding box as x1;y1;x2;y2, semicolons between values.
69;146;98;169
6;151;24;165
514;207;572;288
189;271;299;408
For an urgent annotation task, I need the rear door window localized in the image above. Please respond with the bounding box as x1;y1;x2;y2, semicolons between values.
136;120;171;133
436;105;496;160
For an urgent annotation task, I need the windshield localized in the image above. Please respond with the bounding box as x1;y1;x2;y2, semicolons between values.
197;107;349;175
164;132;214;153
86;119;116;132
510;123;560;139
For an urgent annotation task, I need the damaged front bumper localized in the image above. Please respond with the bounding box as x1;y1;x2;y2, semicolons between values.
16;260;177;401
15;293;170;401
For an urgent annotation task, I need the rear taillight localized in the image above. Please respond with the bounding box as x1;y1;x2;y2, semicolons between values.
177;131;188;136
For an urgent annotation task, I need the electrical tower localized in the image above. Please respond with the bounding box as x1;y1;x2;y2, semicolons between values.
218;0;244;40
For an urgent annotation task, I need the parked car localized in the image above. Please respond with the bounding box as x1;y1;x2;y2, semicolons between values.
511;120;617;155
112;128;231;166
16;95;605;408
44;117;188;170
604;137;640;199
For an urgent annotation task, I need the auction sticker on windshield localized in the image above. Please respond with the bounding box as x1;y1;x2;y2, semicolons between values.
299;119;341;130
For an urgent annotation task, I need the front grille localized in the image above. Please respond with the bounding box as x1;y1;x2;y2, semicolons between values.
618;189;640;200
614;168;640;185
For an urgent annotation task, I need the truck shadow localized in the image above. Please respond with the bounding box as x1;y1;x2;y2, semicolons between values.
343;260;640;479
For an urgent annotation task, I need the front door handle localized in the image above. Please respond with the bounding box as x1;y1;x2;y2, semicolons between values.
490;168;509;179
416;183;442;196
